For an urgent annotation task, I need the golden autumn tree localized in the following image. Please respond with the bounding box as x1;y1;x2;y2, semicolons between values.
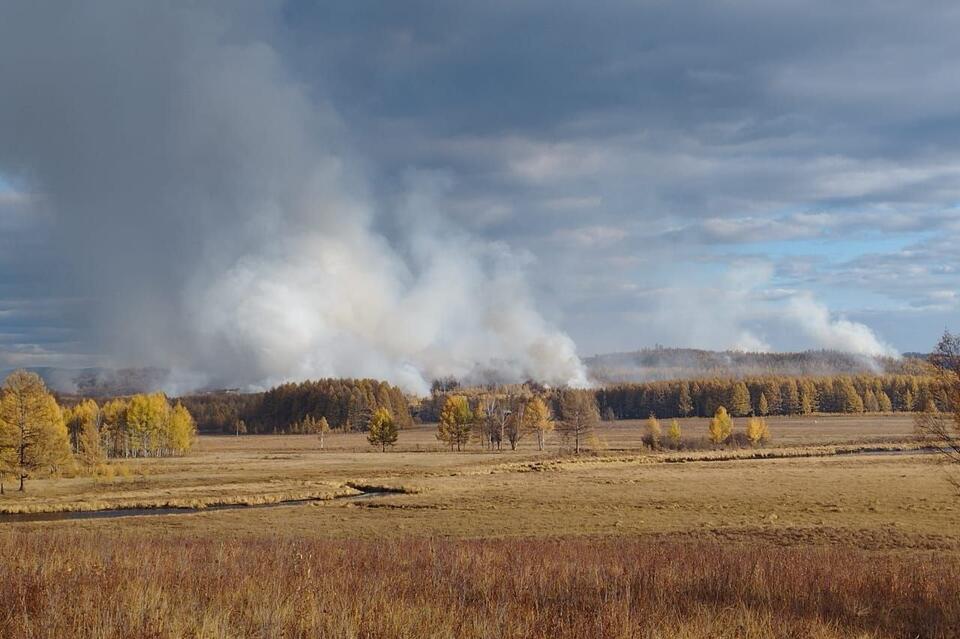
367;407;398;452
645;413;662;450
66;399;105;467
745;416;770;447
0;371;72;492
667;418;682;448
316;416;331;449
167;403;197;455
708;406;733;446
437;395;472;451
523;396;553;451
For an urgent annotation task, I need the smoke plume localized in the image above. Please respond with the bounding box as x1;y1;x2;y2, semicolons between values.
0;4;588;394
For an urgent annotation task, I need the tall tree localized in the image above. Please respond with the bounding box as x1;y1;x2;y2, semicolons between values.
745;416;770;447
708;406;733;446
645;414;662;450
437;396;473;452
729;383;751;417
523;396;553;451
0;371;72;491
557;390;599;454
678;382;693;417
316;416;330;449
367;407;398;452
757;393;769;417
667;419;682;448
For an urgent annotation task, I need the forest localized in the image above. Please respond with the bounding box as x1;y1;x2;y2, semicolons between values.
179;371;948;435
0;371;197;492
180;378;412;434
594;373;949;420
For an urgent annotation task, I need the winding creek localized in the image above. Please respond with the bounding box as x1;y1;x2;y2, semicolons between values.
0;490;392;524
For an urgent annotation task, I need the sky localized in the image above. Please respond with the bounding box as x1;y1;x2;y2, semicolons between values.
0;2;958;389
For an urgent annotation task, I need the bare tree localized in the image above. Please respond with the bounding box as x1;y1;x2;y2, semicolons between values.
557;390;599;454
915;331;960;485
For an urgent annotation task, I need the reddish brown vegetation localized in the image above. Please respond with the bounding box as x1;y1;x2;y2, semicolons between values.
0;532;956;638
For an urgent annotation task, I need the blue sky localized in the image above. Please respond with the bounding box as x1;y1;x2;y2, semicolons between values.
0;2;958;384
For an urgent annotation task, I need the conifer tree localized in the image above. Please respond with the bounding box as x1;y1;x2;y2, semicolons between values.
746;416;770;447
557;390;599;454
678;382;693;417
708;406;733;446
729;383;751;417
0;371;72;491
878;390;893;413
758;393;769;416
667;419;682;448
317;416;330;449
645;413;661;450
523;396;553;451
367;407;398;452
437;396;472;451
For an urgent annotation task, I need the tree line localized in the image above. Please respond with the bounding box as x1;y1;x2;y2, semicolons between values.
0;370;197;491
179;378;412;434
595;373;949;420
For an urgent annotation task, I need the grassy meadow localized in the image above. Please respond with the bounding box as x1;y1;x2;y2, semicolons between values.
2;414;958;637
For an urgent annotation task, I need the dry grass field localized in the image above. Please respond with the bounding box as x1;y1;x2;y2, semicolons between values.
1;414;958;637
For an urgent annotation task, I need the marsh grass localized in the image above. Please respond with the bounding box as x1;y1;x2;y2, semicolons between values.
1;531;956;638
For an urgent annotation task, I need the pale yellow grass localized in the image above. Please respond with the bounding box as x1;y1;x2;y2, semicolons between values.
0;415;955;555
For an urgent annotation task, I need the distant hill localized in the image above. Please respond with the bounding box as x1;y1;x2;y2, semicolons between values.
584;348;932;384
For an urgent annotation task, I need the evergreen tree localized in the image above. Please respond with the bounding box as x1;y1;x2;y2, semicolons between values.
746;416;770;447
645;413;661;450
0;371;72;491
667;419;682;448
758;393;769;416
367;407;398;452
437;396;472;451
708;406;733;446
522;396;553;451
878;390;893;412
678;382;693;417
729;382;751;417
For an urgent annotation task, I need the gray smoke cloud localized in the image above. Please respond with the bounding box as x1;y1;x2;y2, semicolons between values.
0;3;588;394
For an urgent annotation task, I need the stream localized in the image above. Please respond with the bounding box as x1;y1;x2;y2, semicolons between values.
0;490;391;524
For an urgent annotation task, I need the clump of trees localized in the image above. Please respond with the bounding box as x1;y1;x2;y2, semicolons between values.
180;378;412;434
0;370;198;491
430;390;612;455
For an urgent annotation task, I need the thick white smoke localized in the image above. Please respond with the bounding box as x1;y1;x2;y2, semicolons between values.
785;295;898;358
0;4;588;394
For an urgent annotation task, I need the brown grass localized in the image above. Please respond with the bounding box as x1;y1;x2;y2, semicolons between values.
1;531;956;639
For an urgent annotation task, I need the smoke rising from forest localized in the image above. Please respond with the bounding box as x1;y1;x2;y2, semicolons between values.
0;4;588;394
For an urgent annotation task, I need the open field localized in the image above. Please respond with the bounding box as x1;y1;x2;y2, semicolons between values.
2;414;958;637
